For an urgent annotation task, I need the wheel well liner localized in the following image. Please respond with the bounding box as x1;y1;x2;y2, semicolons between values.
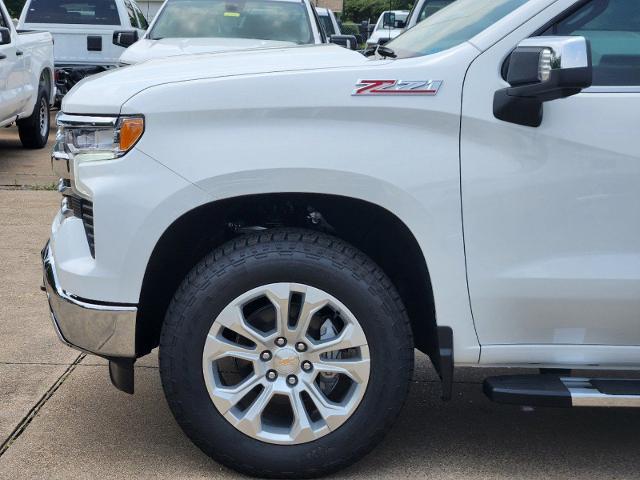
136;193;439;366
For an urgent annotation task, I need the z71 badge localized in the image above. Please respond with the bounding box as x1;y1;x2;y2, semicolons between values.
352;79;443;96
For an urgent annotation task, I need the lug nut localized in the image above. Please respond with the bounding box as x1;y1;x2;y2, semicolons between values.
266;370;278;381
286;375;298;386
301;361;313;372
275;337;287;347
260;351;272;361
295;342;307;352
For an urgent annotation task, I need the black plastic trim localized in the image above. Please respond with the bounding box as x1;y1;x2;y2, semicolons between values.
109;358;135;394
437;326;454;401
483;375;572;408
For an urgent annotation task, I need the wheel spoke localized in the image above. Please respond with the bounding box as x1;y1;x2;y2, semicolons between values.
314;358;370;384
203;333;259;363
288;390;318;443
302;381;348;430
264;283;293;339
309;323;367;356
295;287;330;341
234;383;273;435
213;374;265;415
215;303;267;346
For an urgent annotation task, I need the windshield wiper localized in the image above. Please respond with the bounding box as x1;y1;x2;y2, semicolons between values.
363;45;377;57
376;45;396;58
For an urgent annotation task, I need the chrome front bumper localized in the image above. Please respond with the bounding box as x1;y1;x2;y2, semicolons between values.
41;242;137;358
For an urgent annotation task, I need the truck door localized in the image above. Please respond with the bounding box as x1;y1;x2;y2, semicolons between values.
0;10;23;121
461;0;640;348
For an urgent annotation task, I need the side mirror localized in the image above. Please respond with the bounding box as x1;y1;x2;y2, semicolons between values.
330;34;358;51
383;12;395;28
0;27;11;46
494;36;592;127
113;30;139;48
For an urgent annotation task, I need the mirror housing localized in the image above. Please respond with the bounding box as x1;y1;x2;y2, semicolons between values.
330;34;358;50
113;30;139;48
494;36;592;127
0;27;10;46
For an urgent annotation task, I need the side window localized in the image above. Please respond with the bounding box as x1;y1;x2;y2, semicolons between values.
133;3;148;29
544;0;640;86
123;0;139;28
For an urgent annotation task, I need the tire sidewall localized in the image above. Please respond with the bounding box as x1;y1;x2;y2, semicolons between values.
35;90;50;146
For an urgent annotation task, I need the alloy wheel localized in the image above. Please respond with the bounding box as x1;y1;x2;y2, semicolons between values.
202;283;371;445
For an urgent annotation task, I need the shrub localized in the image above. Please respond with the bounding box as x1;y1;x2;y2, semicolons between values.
5;0;25;17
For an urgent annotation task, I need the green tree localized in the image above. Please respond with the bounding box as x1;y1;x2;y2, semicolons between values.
5;0;26;18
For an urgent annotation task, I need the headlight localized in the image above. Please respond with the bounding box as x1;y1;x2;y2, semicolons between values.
54;114;144;197
57;114;144;162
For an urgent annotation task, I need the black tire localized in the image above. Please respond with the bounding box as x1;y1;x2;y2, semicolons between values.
17;86;50;149
159;229;414;478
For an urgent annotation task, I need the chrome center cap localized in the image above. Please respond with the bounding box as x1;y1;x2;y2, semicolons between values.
273;347;300;375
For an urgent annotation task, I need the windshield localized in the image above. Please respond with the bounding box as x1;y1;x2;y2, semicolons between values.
25;0;120;25
149;0;313;44
388;0;528;58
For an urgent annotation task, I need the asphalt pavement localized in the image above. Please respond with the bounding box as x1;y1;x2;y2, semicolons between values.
1;119;639;479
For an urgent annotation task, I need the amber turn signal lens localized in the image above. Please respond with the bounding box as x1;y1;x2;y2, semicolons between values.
119;117;144;152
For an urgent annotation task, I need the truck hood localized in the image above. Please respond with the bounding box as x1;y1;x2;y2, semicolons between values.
119;37;297;65
63;44;369;114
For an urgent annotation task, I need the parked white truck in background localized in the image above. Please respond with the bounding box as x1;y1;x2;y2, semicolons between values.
18;0;147;101
0;0;54;148
365;9;408;46
119;0;353;65
44;0;640;477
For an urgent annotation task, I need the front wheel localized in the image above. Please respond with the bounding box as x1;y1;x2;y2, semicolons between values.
159;229;414;478
17;87;50;149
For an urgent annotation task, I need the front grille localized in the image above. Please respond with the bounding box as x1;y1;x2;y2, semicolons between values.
65;194;95;257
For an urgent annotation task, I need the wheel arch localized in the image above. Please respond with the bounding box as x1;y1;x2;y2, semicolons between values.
136;193;441;367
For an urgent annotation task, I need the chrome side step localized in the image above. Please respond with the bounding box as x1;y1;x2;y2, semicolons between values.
565;378;640;407
484;375;640;408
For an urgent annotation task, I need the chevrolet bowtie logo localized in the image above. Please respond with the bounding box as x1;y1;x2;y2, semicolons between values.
278;357;297;367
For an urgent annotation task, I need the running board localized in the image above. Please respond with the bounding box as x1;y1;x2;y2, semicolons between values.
483;375;640;408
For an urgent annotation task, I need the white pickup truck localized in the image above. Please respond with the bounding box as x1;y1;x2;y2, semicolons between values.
119;0;354;65
44;0;640;477
365;10;409;47
0;0;54;148
18;0;147;100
